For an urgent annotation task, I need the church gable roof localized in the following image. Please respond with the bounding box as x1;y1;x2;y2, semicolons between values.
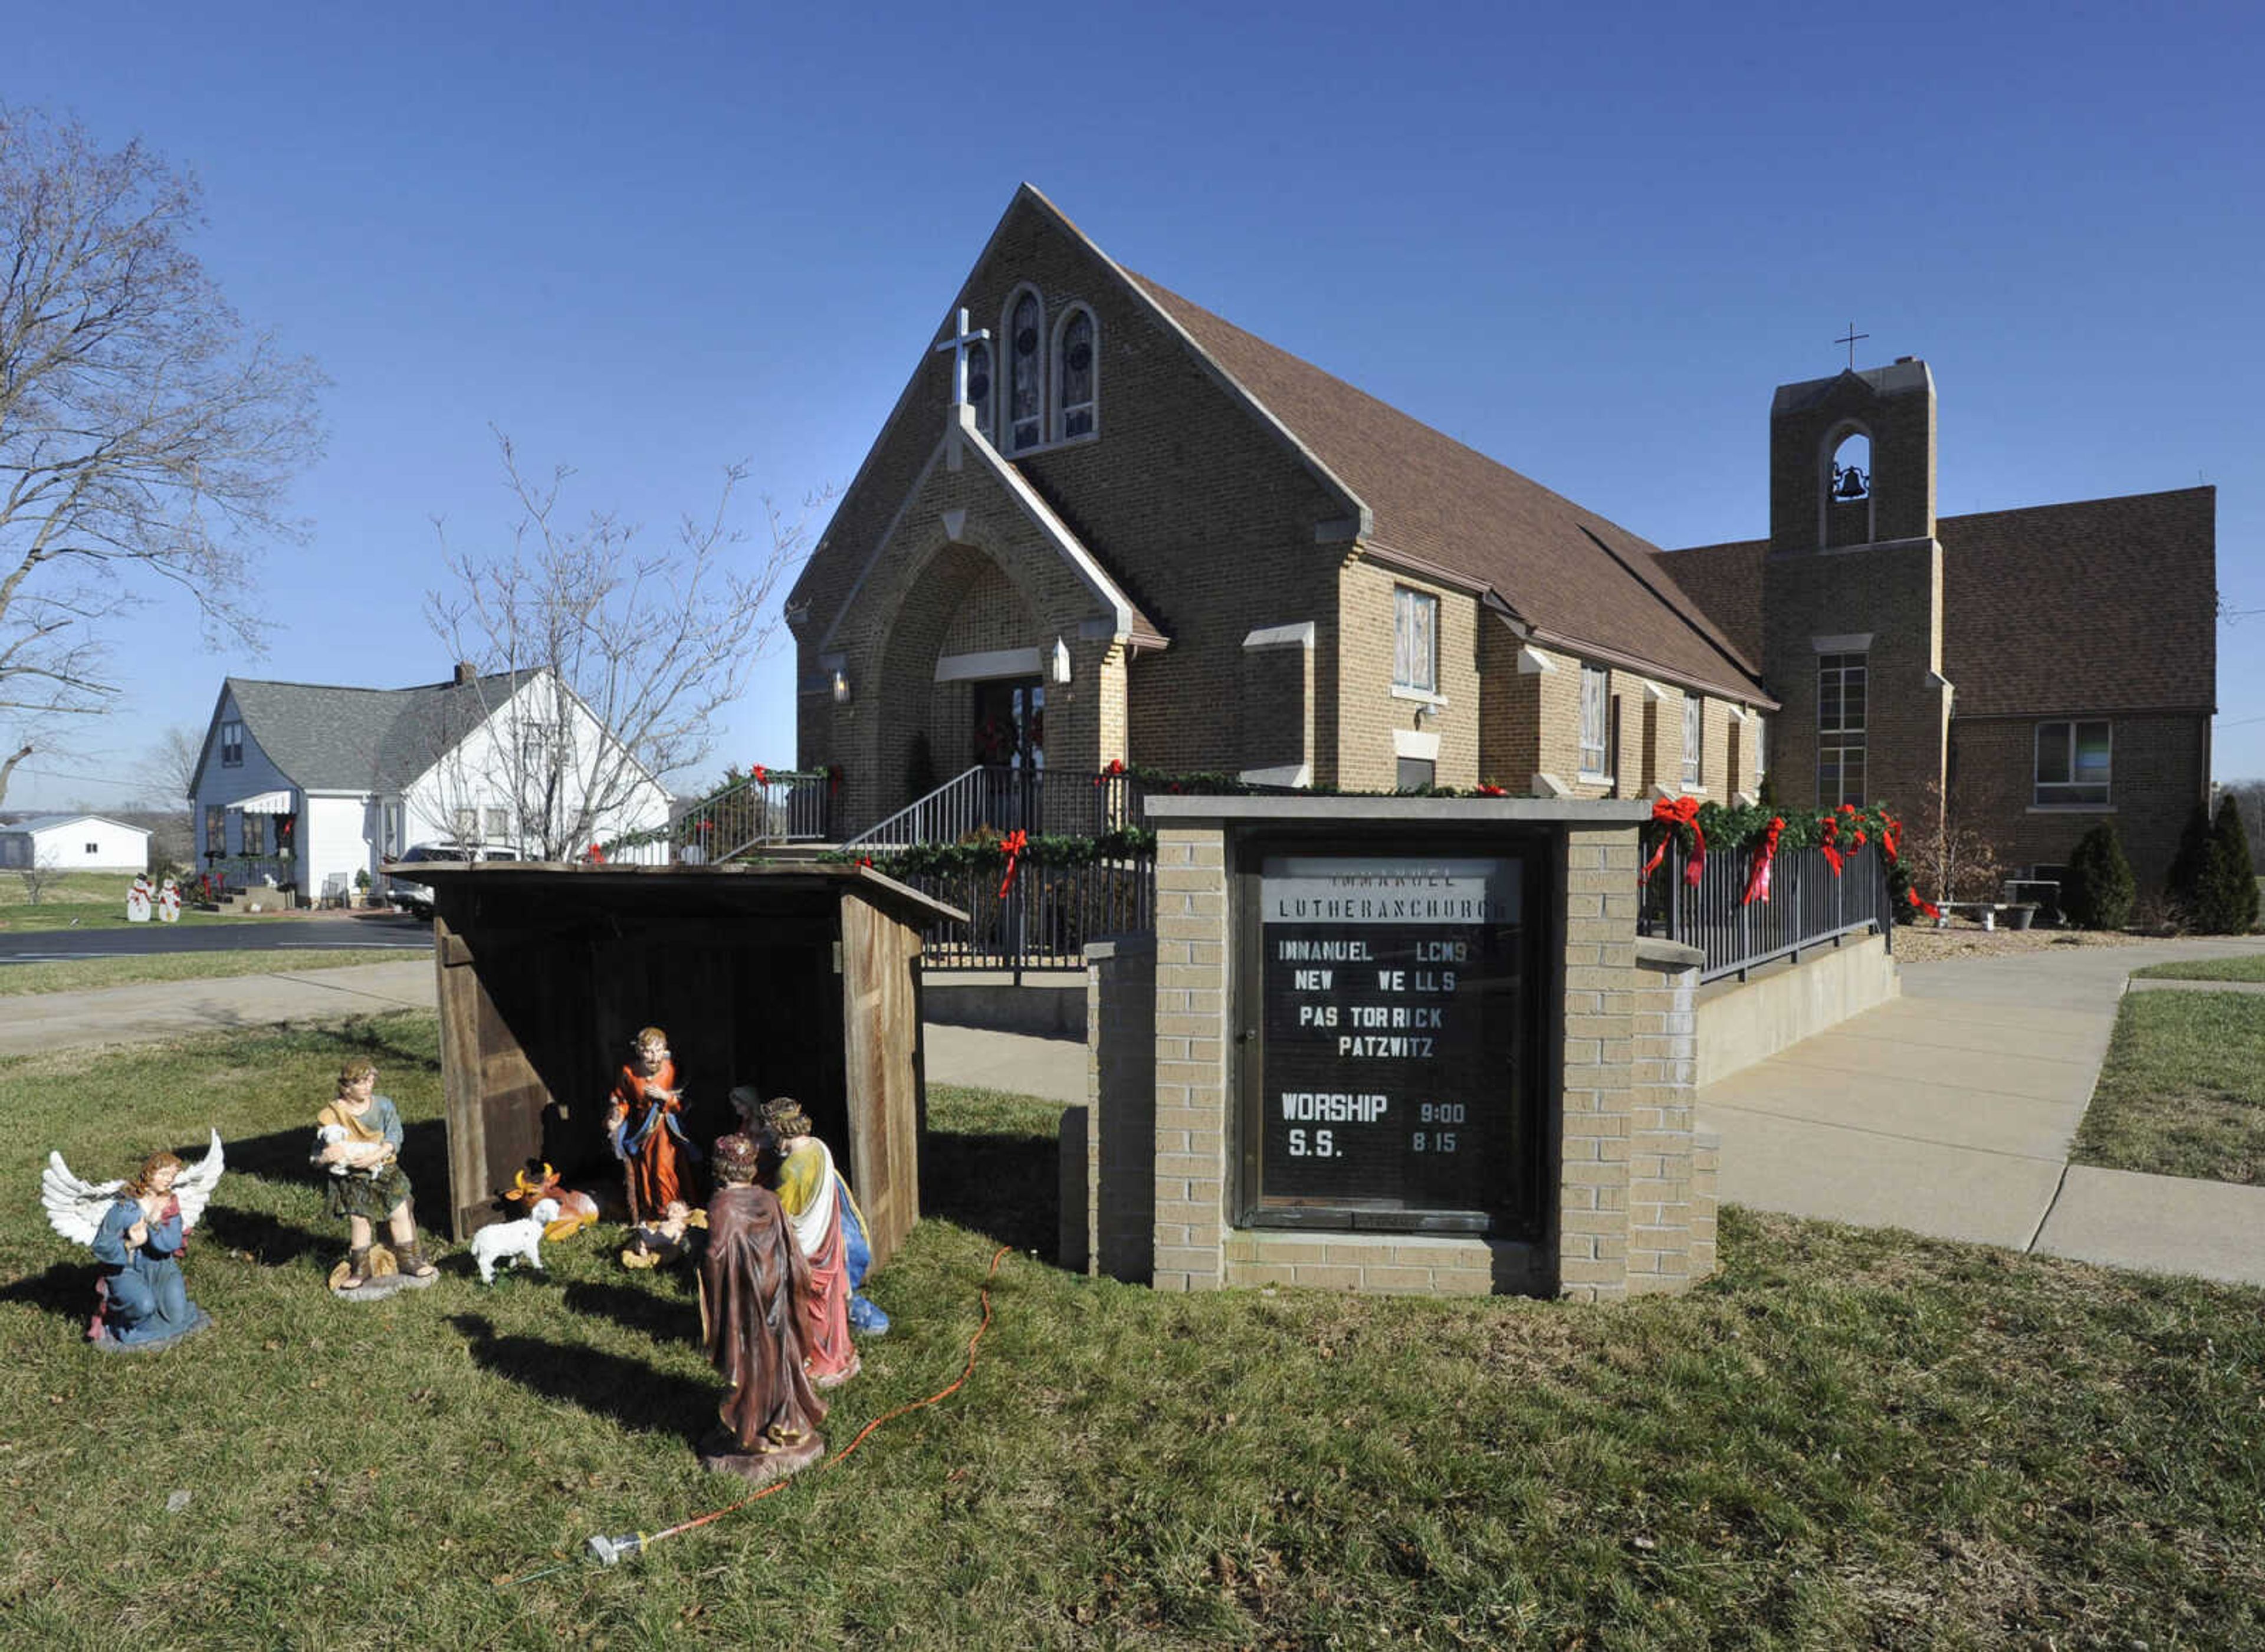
1121;272;1767;701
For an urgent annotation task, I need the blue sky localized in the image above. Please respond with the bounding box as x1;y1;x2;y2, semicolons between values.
8;0;2259;809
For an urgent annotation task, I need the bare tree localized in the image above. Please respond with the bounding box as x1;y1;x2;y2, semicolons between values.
14;846;64;905
140;724;203;804
1912;778;2006;905
425;432;825;861
0;107;326;810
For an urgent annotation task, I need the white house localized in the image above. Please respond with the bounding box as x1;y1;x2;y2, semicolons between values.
0;814;152;873
188;664;673;901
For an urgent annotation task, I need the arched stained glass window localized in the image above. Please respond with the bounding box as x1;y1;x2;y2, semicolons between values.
1055;306;1096;440
1005;288;1044;452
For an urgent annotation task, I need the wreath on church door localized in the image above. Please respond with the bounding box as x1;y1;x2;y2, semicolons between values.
974;715;1013;764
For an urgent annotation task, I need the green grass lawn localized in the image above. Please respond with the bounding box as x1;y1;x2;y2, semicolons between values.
0;871;244;932
0;948;426;997
4;1019;2264;1647
2131;954;2265;983
2073;989;2265;1185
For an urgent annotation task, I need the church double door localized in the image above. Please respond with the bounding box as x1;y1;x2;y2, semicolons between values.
971;676;1046;833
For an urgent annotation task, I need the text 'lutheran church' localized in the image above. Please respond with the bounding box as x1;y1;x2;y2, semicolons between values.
787;186;2215;890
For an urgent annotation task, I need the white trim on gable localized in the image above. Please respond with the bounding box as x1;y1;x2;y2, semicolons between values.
1243;621;1315;651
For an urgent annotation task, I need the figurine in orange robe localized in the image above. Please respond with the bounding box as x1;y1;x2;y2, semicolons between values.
605;1026;701;1222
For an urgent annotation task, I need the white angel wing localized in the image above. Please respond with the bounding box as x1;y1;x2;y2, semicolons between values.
41;1152;124;1248
171;1129;225;1233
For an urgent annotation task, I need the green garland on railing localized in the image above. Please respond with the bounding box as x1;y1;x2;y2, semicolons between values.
1684;799;1903;854
1086;758;1521;799
823;825;1158;878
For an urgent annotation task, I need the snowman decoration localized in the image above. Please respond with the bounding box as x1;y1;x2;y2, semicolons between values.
126;873;153;923
156;876;182;924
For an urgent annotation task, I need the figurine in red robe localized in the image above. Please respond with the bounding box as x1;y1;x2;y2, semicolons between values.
696;1134;826;1483
605;1026;701;1223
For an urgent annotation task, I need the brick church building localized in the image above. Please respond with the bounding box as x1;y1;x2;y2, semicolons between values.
788;186;2215;889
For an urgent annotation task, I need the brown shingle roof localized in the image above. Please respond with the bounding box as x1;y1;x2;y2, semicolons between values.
1123;272;1767;702
1940;487;2214;717
1655;487;2216;717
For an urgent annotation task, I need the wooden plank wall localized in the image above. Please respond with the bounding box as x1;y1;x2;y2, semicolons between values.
839;894;923;1267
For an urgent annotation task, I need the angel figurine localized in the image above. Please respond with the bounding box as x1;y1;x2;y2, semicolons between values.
42;1131;224;1352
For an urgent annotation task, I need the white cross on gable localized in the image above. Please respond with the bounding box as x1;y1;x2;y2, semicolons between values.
934;307;993;408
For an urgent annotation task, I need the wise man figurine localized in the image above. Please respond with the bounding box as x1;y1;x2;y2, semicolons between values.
696;1133;826;1484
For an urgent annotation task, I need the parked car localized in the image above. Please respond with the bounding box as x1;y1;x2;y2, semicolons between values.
387;843;518;918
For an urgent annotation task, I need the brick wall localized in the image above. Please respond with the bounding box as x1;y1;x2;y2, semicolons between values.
1762;538;1951;816
1078;934;1157;1280
1334;560;1481;790
1950;712;2209;891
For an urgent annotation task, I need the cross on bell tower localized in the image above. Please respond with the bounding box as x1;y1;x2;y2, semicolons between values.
1835;321;1870;370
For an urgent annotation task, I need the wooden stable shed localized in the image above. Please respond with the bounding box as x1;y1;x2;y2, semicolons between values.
405;862;963;1266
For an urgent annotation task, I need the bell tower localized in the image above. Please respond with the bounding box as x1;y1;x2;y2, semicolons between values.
1759;356;1951;813
1768;358;1936;553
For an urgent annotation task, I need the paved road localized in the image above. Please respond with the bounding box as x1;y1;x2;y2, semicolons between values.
0;914;429;963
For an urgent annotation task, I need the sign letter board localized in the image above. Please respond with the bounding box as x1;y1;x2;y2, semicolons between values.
1249;853;1530;1231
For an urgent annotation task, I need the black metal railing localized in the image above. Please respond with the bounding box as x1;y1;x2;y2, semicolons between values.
847;764;1145;850
904;855;1156;978
1640;840;1893;984
671;771;832;861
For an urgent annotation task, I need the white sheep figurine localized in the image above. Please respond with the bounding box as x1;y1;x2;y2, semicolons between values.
471;1198;559;1284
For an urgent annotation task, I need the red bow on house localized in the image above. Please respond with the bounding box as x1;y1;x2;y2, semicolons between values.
997;829;1029;899
1639;796;1706;887
828;764;843;796
1742;815;1785;906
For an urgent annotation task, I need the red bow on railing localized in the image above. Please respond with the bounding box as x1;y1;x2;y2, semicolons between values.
1820;813;1844;876
587;843;607;864
1742;815;1785;907
1905;886;1940;921
753;764;767;787
1639;796;1706;888
997;830;1029;899
1881;814;1901;865
828;764;843;796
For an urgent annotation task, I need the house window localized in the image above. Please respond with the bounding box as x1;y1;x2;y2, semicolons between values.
1817;652;1867;805
1578;666;1609;779
1396;757;1436;790
85;842;99;855
1392;587;1438;695
2036;720;2111;807
1754;715;1768;785
449;807;478;842
220;720;244;767
1054;306;1096;440
1682;695;1703;790
1005;287;1045;452
483;807;511;839
240;813;267;856
966;338;995;441
205;806;225;856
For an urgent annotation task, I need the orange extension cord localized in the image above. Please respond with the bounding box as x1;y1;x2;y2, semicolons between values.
502;1244;1010;1587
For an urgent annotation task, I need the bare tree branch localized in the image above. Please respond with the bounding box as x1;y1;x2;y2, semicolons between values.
424;429;829;861
0;106;326;809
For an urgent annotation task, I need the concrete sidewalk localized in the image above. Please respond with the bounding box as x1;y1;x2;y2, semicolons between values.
1702;936;2265;1288
0;960;435;1056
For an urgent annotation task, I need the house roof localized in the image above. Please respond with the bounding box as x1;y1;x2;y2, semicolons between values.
1657;485;2217;717
214;671;532;794
1120;270;1770;702
2;814;151;836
